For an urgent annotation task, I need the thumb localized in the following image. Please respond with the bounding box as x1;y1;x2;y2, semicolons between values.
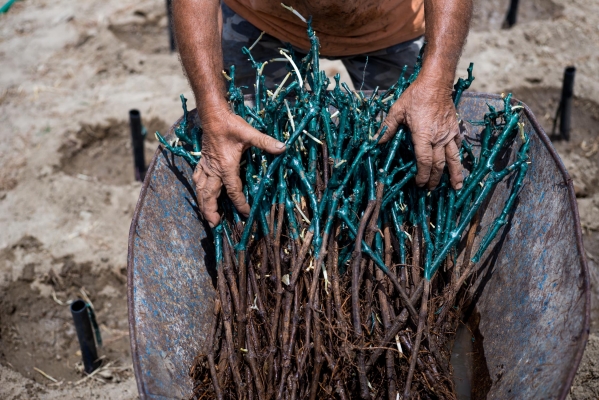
378;100;406;144
241;125;286;155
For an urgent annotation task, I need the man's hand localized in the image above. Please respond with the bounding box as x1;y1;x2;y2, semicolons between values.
193;110;286;227
379;77;463;190
173;0;285;227
379;0;472;190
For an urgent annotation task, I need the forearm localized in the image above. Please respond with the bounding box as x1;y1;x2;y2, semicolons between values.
419;0;473;90
172;0;228;120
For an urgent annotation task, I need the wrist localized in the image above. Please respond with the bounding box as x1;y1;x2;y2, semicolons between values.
417;54;456;94
414;72;454;101
417;69;454;92
197;95;232;125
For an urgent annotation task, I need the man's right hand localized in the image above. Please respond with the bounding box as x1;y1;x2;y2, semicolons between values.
172;0;285;227
193;109;286;227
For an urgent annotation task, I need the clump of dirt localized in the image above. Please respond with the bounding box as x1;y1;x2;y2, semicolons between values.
109;3;170;54
0;236;131;384
59;117;167;185
0;154;25;193
471;0;564;31
568;334;599;400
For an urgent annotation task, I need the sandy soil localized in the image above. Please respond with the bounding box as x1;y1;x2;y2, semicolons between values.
0;0;597;398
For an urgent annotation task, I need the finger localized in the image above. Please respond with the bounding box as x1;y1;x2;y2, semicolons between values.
197;171;223;228
427;145;446;189
242;126;286;155
192;162;203;185
413;135;433;187
454;133;462;149
194;164;208;211
445;140;464;190
377;102;406;144
222;166;250;217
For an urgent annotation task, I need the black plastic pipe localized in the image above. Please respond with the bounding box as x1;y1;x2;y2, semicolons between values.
166;0;176;52
70;300;100;374
129;109;146;181
503;0;519;28
559;66;576;141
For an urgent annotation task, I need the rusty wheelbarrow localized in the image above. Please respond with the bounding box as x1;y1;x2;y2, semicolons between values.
127;92;590;399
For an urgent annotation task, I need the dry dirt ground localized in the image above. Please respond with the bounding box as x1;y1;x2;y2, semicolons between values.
0;0;598;398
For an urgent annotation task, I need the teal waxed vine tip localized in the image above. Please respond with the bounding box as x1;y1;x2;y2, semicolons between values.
213;224;223;265
158;15;529;286
86;304;103;348
0;0;17;14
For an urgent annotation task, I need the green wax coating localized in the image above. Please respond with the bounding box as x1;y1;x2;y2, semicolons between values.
155;131;199;166
335;107;350;161
426;153;529;279
222;219;235;250
382;166;417;207
454;112;520;212
382;128;405;175
213;224;223;265
287;157;320;240
366;155;376;201
453;63;475;106
374;222;384;259
442;189;456;245
434;186;446;255
157;18;529;292
236;107;319;251
321;108;335;153
472;134;530;262
244;106;267;129
387;161;415;186
258;203;270;237
390;202;407;266
419;190;434;278
284;193;300;240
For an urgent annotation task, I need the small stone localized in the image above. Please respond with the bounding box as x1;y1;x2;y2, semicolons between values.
20;263;36;282
98;369;113;379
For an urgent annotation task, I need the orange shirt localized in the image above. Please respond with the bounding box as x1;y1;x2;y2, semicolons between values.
223;0;425;57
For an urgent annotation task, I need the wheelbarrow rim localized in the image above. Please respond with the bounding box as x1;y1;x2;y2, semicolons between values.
127;91;590;400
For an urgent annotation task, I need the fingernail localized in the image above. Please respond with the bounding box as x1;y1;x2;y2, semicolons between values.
208;221;215;228
455;182;463;190
276;141;286;149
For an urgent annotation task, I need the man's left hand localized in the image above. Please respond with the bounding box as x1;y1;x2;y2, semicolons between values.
378;76;463;190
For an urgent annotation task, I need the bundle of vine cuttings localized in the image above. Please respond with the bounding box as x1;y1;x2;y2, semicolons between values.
156;12;530;400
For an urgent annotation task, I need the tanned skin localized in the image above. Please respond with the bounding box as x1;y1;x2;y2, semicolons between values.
379;0;473;190
173;0;473;227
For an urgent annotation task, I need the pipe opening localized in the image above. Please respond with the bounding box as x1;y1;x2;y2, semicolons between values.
70;299;86;313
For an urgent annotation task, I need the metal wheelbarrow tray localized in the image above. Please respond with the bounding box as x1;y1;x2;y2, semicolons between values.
127;92;590;399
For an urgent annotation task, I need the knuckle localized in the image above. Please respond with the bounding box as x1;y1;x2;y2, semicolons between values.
447;147;460;161
449;151;460;161
417;155;433;167
260;135;272;149
225;181;242;193
228;190;245;204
